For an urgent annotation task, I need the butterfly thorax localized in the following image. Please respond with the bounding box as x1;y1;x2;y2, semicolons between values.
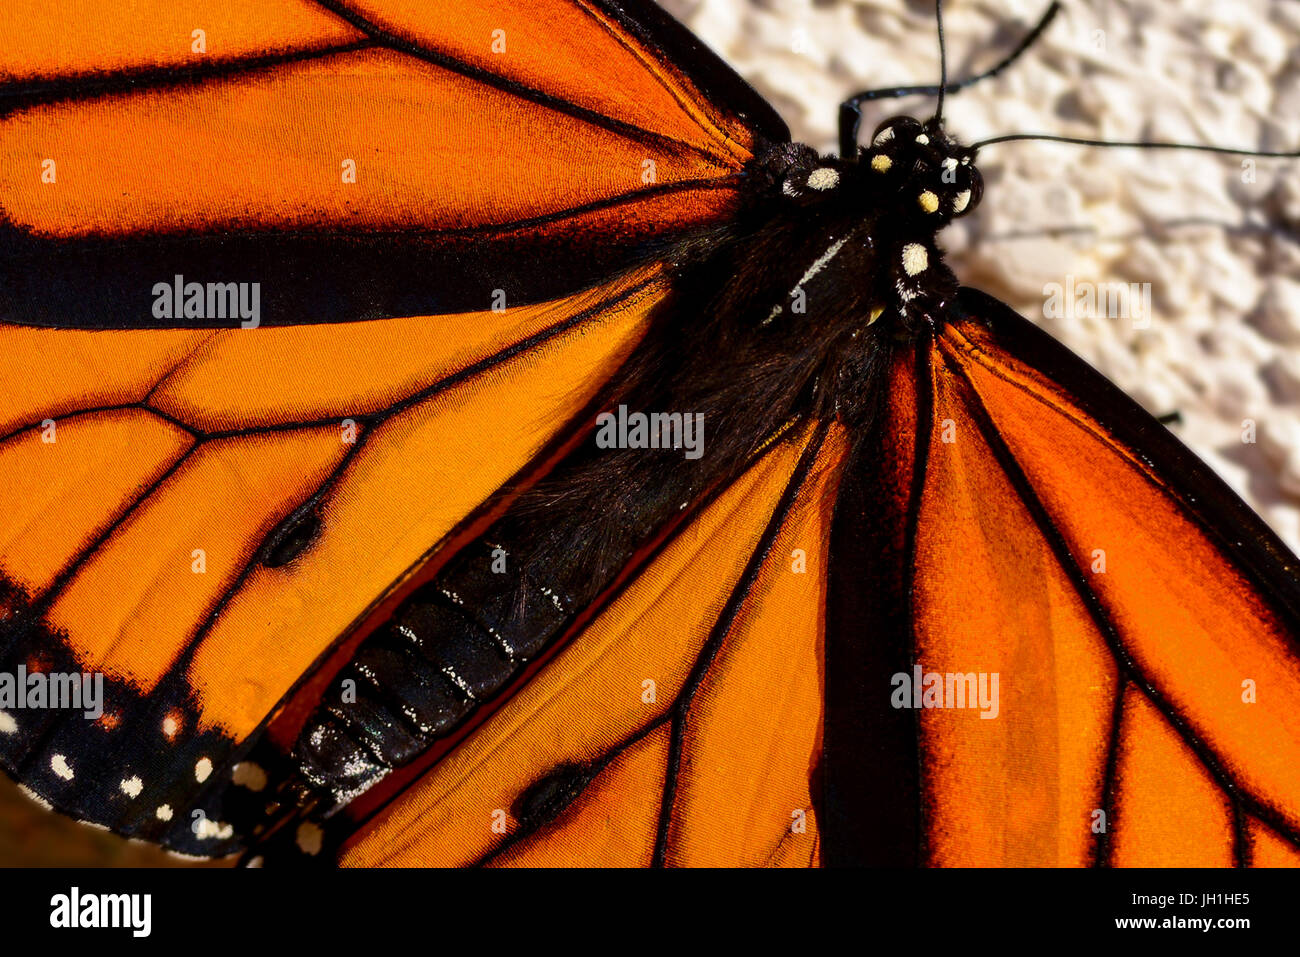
762;114;982;340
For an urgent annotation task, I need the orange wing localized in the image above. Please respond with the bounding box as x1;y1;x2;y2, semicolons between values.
823;287;1300;867
327;422;847;868
0;0;784;858
0;0;783;328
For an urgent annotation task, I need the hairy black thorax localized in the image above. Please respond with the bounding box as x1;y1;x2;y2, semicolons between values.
242;113;987;861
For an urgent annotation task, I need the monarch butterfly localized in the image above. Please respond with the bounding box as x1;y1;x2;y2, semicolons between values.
0;0;1298;870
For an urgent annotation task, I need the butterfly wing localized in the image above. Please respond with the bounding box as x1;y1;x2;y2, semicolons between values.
0;0;784;857
325;422;848;867
825;287;1300;867
1;0;785;328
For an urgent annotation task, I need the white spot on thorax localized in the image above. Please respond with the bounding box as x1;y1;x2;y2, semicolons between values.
915;133;930;145
902;243;929;276
870;154;892;173
796;236;849;289
764;235;850;327
806;167;839;190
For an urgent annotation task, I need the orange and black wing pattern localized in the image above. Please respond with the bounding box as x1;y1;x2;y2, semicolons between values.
2;0;1300;872
332;423;847;868
0;0;785;858
824;287;1300;867
0;0;783;327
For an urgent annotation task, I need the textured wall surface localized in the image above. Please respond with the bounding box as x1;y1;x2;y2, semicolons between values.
666;0;1300;550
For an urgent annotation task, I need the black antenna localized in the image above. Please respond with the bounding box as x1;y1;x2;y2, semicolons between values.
838;2;1060;157
971;132;1300;160
933;0;949;124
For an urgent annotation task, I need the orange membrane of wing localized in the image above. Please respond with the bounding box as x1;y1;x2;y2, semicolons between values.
339;426;826;867
943;322;1300;846
911;353;1116;866
0;0;364;82
0;48;741;240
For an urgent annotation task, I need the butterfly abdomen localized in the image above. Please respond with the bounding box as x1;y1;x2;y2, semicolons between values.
293;540;575;805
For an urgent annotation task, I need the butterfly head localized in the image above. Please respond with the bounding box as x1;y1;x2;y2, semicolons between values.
860;115;983;225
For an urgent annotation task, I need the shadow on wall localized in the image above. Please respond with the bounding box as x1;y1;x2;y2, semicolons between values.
0;774;226;867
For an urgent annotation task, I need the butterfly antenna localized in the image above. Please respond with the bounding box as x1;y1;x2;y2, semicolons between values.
838;2;1060;158
934;0;948;124
971;132;1300;160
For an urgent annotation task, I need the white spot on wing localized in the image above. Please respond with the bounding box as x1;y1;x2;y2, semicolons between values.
17;785;52;811
195;757;213;783
51;754;74;781
232;762;268;792
194;817;234;841
156;804;174;822
297;822;324;856
165;849;206;862
0;711;15;735
120;776;144;798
